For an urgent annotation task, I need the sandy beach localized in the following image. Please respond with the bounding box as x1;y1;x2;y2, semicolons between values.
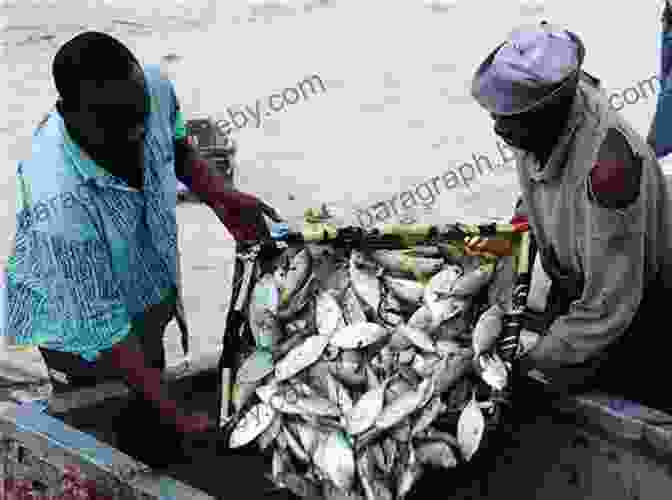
0;0;664;389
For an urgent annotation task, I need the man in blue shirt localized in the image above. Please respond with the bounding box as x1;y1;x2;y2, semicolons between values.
2;31;281;465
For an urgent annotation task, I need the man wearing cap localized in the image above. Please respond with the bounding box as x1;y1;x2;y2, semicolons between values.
1;31;282;465
468;23;672;412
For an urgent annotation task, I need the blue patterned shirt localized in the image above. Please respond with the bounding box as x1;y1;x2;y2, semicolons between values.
1;65;185;361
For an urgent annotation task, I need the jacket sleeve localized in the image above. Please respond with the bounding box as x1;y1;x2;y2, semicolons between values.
526;129;646;369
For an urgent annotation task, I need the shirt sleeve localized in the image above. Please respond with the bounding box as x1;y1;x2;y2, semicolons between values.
167;76;187;141
527;129;646;369
174;104;187;141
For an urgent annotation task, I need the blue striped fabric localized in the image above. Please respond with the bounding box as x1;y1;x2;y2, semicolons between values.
1;65;181;361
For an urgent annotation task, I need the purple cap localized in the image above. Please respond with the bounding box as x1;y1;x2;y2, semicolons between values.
471;23;584;115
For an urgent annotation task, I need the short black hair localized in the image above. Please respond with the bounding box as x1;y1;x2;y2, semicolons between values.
52;31;140;104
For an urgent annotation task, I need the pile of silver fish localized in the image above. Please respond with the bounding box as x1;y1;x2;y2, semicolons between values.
228;244;513;499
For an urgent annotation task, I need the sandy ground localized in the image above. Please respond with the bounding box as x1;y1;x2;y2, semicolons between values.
0;0;666;389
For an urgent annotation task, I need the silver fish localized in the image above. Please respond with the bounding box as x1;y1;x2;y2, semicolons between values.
407;305;439;333
232;380;261;413
323;483;364;500
397;446;423;499
358;448;394;500
450;265;493;297
424;265;462;309
229;402;276;448
479;352;509;391
275;334;331;382
357;449;377;500
371;476;394;500
328;360;368;388
272;447;292;487
382;276;425;306
276;429;288;450
382;437;398;472
433;349;474;395
378;291;405;327
325;371;354;414
376;378;434;431
445;377;474;412
249;275;283;349
306;360;332;395
397;349;417;366
283;425;310;462
273;258;288;289
397;364;422;387
270;389;341;418
257;412;283;451
284;298;318;337
395;324;436;352
472;303;504;356
251;310;284;351
303;415;347;433
429;297;470;325
349;252;381;314
411;396;446;436
273;331;311;360
433;313;470;341
411;353;443;378
277;275;318;321
457;394;485;462
329;322;389;350
282;472;322;499
313;431;356;492
255;380;280;404
342;285;368;325
371;443;387;473
435;339;463;358
415;440;458;469
364;363;381;390
402;246;442;258
370;250;443;280
423;427;460;447
316;290;347;337
279;248;313;306
236;349;274;384
344;379;389;435
391;420;412;443
388;329;413;351
290;422;322;457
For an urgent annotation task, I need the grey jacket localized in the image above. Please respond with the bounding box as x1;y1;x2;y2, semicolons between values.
515;79;672;370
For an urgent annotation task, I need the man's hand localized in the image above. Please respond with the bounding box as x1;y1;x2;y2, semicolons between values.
211;191;283;242
464;236;513;258
173;137;283;241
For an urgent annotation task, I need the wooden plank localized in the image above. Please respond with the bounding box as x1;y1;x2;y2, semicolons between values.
47;349;222;415
0;402;214;499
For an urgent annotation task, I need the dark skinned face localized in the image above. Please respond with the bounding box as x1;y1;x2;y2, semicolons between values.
490;78;578;163
61;63;150;174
